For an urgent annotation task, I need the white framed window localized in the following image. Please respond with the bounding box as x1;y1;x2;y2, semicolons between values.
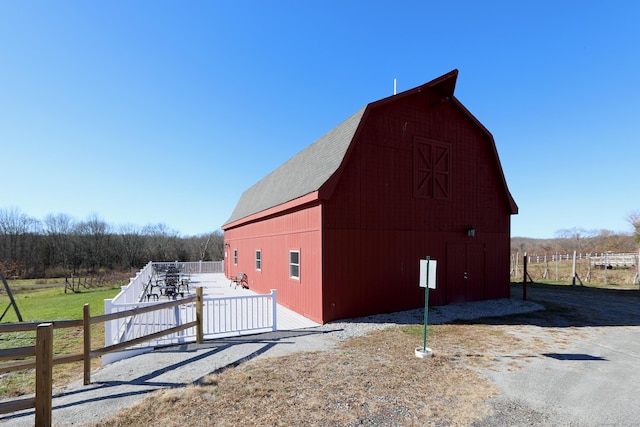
233;249;238;265
255;250;261;271
289;250;300;279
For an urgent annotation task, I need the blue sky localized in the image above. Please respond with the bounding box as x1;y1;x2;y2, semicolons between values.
1;1;638;238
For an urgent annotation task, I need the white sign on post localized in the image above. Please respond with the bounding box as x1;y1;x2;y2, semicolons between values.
419;259;437;289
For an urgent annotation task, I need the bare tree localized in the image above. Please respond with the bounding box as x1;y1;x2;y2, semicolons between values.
195;230;224;261
0;207;40;276
118;223;146;268
44;213;75;272
143;223;181;261
554;227;590;252
628;212;640;245
76;214;111;271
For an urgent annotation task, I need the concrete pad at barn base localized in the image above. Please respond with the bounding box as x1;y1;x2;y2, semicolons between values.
415;347;434;358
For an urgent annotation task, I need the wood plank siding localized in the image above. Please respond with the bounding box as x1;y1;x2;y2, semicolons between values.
321;92;513;320
223;70;517;323
224;203;325;323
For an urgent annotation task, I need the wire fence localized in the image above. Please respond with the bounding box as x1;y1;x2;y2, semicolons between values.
511;250;640;286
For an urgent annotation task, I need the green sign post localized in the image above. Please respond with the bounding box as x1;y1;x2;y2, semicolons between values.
416;257;436;358
422;256;430;351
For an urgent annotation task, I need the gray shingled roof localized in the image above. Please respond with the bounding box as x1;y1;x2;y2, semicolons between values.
223;106;367;226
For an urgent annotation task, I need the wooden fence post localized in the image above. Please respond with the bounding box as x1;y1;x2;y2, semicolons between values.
196;287;203;344
35;323;53;427
83;304;91;385
522;252;527;301
572;250;577;286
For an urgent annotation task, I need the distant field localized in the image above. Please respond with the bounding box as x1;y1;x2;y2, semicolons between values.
0;280;122;397
511;255;639;288
1;279;121;322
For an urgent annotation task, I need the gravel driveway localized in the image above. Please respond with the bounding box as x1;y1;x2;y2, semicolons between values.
474;284;640;426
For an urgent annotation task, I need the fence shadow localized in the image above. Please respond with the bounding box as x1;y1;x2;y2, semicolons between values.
467;283;640;328
0;328;334;425
316;282;640;330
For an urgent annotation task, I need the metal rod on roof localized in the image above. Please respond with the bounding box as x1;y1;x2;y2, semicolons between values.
394;78;397;95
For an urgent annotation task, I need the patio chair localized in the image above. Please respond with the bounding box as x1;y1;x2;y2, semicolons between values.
229;272;248;289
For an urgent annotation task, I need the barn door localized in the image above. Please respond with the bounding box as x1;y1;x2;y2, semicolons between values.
446;243;486;303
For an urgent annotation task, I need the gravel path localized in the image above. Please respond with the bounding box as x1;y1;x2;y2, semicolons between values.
474;284;640;427
0;296;542;427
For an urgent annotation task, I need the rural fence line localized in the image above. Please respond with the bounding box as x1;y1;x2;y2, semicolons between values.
0;285;278;425
0;290;202;426
0;323;54;427
514;251;638;267
511;250;640;286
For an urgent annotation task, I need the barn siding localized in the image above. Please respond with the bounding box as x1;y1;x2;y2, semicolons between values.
321;91;512;321
224;203;324;323
224;73;515;324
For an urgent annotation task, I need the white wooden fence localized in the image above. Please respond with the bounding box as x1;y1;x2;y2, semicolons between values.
112;261;224;304
511;250;640;285
588;253;638;268
104;290;277;349
516;252;637;265
103;261;277;364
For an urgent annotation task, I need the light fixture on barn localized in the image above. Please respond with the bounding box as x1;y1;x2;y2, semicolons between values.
466;226;476;238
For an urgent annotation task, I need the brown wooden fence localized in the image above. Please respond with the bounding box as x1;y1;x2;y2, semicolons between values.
0;287;204;426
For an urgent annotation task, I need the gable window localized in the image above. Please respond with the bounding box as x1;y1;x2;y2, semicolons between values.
255;250;261;271
414;138;451;200
289;250;300;280
233;249;238;265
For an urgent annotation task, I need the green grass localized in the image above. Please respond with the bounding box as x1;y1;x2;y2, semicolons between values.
0;282;122;396
1;284;121;323
518;259;638;289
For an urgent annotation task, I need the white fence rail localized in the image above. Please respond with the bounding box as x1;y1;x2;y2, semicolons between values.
151;261;225;274
104;298;198;348
104;261;280;364
589;253;638;268
516;252;638;266
202;292;277;339
111;261;224;304
511;250;640;285
104;289;277;353
113;261;154;304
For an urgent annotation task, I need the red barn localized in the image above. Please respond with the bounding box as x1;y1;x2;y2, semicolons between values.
222;70;518;324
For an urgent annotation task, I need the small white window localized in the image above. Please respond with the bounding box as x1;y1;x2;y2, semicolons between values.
255;250;261;271
289;250;300;279
233;249;238;265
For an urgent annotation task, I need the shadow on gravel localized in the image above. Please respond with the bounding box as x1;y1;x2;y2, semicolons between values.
0;328;339;425
543;353;608;361
466;283;640;328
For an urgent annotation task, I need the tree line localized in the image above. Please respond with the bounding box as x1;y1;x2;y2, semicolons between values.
3;206;638;280
0;207;224;279
511;221;640;256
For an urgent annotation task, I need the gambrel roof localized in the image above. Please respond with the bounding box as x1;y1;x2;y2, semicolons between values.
223;106;366;227
223;70;517;229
